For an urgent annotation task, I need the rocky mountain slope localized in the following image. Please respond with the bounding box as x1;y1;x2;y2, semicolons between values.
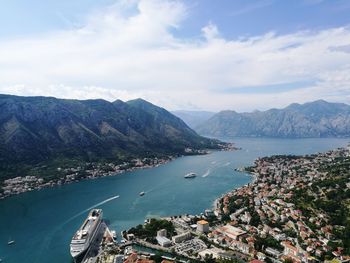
196;100;350;138
0;94;221;180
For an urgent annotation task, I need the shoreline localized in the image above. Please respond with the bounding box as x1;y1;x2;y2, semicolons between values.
0;144;237;201
123;145;350;262
0;156;174;200
211;169;256;212
208;145;350;261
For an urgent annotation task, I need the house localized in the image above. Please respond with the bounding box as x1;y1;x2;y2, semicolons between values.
216;224;247;240
281;241;302;263
265;247;282;258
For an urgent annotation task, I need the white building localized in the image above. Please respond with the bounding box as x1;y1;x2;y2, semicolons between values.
157;229;167;237
156;229;171;247
265;247;282;258
156;236;172;247
172;232;191;243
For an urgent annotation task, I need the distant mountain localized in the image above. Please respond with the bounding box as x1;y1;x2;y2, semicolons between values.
196;100;350;138
0;95;221;180
171;110;215;129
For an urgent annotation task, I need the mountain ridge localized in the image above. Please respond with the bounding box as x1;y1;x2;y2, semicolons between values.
0;94;222;181
195;100;350;138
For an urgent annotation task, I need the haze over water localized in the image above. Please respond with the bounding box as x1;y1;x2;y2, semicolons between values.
0;138;349;263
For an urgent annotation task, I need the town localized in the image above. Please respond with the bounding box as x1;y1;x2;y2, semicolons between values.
0;157;173;199
0;143;237;200
78;146;350;263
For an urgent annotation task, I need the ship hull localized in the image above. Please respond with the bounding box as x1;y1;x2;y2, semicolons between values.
71;250;86;263
70;209;103;261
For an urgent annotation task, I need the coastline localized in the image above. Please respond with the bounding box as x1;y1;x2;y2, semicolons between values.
3;138;350;263
208;145;350;261
212;169;256;212
0;144;237;201
0;156;174;200
123;145;350;262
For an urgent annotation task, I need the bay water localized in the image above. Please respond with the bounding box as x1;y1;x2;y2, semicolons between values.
0;138;348;263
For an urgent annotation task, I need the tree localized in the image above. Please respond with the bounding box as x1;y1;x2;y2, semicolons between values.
284;258;293;263
150;254;162;263
203;254;215;263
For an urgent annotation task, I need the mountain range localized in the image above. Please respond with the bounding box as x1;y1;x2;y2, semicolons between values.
195;100;350;138
0;94;221;180
2;96;349;182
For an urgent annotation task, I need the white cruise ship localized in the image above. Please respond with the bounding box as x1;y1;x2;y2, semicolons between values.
70;209;103;261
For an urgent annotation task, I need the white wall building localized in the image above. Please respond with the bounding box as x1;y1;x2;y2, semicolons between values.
172;232;191;243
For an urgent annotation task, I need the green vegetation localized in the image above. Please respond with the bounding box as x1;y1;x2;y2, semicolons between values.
0;94;224;182
283;258;293;263
128;218;175;242
291;156;350;254
189;255;240;263
149;254;163;263
255;235;283;251
247;207;261;227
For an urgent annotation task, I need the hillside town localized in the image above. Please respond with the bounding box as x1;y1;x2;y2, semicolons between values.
0;157;173;199
83;146;350;263
0;143;237;200
211;146;350;262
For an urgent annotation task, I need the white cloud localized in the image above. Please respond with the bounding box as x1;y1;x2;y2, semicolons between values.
201;22;220;41
0;0;350;111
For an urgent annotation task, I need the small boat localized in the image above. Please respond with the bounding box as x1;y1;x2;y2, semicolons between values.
139;191;145;196
184;172;196;178
7;239;15;245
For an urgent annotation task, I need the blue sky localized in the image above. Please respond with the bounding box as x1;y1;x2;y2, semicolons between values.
0;0;350;111
2;0;350;39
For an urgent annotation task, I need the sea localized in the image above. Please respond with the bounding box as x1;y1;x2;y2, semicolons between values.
0;137;348;263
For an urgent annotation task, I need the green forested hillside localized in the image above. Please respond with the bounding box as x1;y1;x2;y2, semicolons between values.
0;95;221;181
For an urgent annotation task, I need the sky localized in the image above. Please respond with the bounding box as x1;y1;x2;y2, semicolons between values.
1;0;350;112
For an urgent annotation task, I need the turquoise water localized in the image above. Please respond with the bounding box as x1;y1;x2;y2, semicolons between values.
0;138;348;263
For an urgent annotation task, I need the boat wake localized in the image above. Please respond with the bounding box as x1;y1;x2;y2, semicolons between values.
86;195;120;211
65;195;120;224
202;169;210;177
